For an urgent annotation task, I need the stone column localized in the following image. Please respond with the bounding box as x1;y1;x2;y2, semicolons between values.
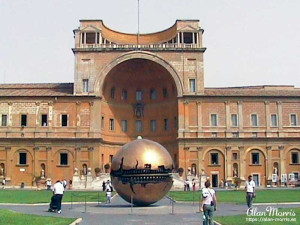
35;102;40;127
239;146;246;181
226;146;232;181
277;101;283;137
197;101;202;137
5;147;11;182
177;33;180;47
279;146;286;177
178;101;185;138
8;102;12;127
192;32;195;46
48;102;53;128
266;146;272;181
46;147;52;179
265;101;270;136
99;32;102;44
225;101;231;133
181;32;184;47
184;101;189;138
76;102;81;128
75;147;81;171
238;101;243;137
197;147;203;175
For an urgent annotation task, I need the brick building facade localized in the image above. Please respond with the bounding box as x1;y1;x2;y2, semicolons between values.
0;20;299;187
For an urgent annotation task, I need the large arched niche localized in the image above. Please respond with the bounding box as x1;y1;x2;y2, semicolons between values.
100;55;179;143
94;51;183;97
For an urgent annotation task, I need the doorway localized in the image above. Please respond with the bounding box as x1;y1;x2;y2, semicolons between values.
212;174;219;187
253;174;260;187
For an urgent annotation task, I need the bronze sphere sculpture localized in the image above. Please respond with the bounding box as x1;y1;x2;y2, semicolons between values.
110;139;174;206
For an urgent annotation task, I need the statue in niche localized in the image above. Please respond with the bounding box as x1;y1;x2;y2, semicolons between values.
41;169;45;178
233;167;238;177
191;165;196;176
273;166;278;175
187;167;192;176
74;168;79;175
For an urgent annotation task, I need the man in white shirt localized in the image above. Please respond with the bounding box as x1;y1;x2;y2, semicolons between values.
53;180;64;213
245;175;256;209
201;181;217;225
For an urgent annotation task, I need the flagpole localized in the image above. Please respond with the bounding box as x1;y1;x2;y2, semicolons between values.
137;0;140;47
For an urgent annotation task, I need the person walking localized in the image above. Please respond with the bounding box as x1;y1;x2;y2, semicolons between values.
2;178;5;189
245;175;256;211
201;180;217;225
53;180;64;213
102;181;106;191
192;178;196;191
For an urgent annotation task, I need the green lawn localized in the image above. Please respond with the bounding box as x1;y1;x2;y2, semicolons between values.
170;189;300;204
0;190;107;204
0;209;75;225
215;207;300;225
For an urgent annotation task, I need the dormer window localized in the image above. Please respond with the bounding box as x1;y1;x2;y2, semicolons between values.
81;32;100;44
183;32;193;44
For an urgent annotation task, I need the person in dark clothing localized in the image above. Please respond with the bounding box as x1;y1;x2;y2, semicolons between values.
102;181;106;191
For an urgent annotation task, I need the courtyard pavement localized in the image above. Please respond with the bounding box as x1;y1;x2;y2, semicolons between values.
0;194;299;225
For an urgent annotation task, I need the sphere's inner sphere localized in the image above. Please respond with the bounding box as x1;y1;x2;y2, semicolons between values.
110;139;174;206
111;157;172;192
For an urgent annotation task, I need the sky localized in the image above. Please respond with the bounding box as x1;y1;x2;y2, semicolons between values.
0;0;299;88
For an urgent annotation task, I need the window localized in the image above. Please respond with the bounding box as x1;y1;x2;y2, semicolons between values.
294;172;299;180
61;115;68;127
122;90;127;100
109;155;113;163
82;79;89;93
183;32;193;44
60;153;68;165
252;132;258;137
291;152;299;164
136;90;143;101
86;32;96;44
121;120;128;132
211;153;219;165
231;114;238;127
291;114;297;126
1;115;7;126
252;153;260;165
271;114;278;127
233;153;238;160
110;87;115;99
101;116;104;129
19;152;27;165
164;118;169;131
150;120;157;132
189;79;196;92
212;132;218;137
150;89;156;100
109;118;115;131
41;114;48;126
211;114;218;126
136;120;143;132
163;88;168;98
232;132;239;138
21;114;27;127
251;114;258;126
